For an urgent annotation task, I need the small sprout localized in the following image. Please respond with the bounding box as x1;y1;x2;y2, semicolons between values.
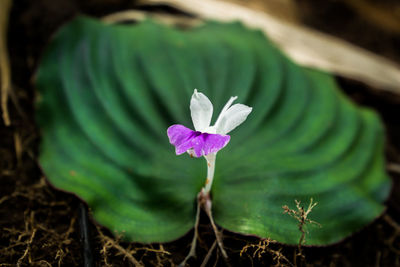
282;198;321;264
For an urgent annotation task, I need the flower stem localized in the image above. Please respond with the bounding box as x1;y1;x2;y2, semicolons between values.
203;153;216;194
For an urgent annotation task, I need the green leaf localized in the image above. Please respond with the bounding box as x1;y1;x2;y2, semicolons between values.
35;16;391;245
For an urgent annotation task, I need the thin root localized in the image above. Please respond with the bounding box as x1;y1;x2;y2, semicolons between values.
200;240;217;267
96;226;143;267
179;198;201;267
203;199;228;259
16;228;37;267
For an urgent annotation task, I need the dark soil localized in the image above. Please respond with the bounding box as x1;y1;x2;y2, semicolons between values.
1;0;400;266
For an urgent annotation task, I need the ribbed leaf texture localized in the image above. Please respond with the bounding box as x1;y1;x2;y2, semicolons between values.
35;16;391;245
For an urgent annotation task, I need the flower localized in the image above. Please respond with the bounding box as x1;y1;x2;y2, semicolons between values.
167;89;252;158
167;89;252;258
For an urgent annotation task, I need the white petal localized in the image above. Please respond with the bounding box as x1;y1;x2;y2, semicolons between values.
190;89;213;132
214;96;237;127
219;96;238;118
214;104;252;135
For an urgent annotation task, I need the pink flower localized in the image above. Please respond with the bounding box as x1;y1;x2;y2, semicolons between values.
167;89;252;157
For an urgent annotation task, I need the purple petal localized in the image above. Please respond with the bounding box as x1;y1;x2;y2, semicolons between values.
167;124;230;157
167;124;199;155
191;133;231;157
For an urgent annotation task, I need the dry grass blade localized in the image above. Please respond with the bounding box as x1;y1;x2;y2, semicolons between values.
143;0;400;95
344;0;400;34
387;163;400;174
102;9;201;27
102;10;148;23
0;0;12;126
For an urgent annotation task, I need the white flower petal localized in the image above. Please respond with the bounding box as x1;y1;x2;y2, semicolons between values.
215;104;252;135
218;96;237;118
214;96;237;128
190;89;213;132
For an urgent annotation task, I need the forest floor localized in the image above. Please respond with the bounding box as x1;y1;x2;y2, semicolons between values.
1;0;400;266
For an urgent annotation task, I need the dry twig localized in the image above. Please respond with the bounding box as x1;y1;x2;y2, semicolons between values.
0;0;12;126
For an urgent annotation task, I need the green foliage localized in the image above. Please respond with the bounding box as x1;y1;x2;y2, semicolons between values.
35;16;391;245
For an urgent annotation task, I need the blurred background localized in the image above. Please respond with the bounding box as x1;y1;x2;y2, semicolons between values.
1;0;400;266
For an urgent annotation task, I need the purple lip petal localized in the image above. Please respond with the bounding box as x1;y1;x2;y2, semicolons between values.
167;125;197;155
167;124;230;157
192;133;230;157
